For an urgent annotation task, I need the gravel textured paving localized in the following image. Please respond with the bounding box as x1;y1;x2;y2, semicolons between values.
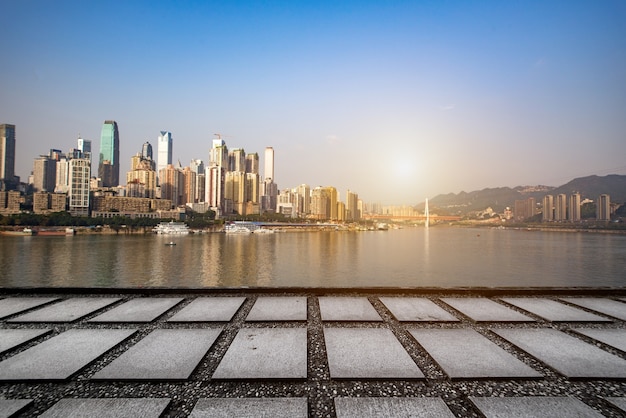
1;289;625;417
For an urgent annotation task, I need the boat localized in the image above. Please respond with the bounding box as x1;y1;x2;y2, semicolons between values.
153;221;190;235
36;228;75;236
165;241;176;246
0;228;34;236
224;223;252;234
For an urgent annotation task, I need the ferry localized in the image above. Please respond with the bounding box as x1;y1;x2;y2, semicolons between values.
153;221;190;235
0;228;34;236
224;222;252;234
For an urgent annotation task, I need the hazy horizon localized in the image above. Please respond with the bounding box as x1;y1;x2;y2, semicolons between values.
2;1;625;205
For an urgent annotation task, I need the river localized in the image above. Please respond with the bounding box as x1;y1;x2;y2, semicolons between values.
1;227;624;288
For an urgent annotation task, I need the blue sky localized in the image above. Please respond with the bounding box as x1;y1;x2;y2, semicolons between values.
2;0;625;204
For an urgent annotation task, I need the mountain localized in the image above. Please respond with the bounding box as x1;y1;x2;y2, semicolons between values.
426;175;625;215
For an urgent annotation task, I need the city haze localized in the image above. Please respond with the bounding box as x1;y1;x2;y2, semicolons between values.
1;1;625;204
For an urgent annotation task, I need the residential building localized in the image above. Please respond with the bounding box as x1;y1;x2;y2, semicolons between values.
554;194;567;221
32;151;59;192
569;193;581;222
597;194;611;221
159;164;182;207
0;190;21;214
99;120;120;187
33;192;66;214
542;195;554;222
68;155;91;216
346;190;360;221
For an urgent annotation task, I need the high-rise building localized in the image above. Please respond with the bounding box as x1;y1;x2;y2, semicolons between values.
32;151;58;192
182;166;197;205
597;194;611;221
127;152;157;198
246;153;259;174
346;190;360;221
295;184;311;217
142;141;153;160
207;138;228;215
228;148;246;172
77;136;91;165
68;155;91;216
157;131;173;180
514;198;535;221
555;194;567;221
542;195;554;222
264;147;274;181
159;164;182;207
0;124;16;188
569;193;581;222
99;120;120;187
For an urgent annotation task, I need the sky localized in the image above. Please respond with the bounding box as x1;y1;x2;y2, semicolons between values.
1;0;625;205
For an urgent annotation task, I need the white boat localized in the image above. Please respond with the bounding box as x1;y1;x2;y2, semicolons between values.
153;221;190;235
224;223;252;234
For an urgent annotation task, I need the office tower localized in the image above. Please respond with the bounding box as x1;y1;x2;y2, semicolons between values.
0;124;16;188
597;194;611;221
568;193;581;222
346;190;359;221
157;131;173;179
264;147;274;181
246;153;259;174
68;156;91;216
542;195;554;222
554;194;567;221
99;120;120;187
142;141;153;160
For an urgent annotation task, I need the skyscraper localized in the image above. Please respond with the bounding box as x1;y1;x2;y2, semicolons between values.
542;195;554;222
0;124;16;188
157;131;173;181
555;194;567;221
142;142;153;160
597;194;611;221
99;120;120;187
68;155;91;216
569;193;581;222
264;147;274;182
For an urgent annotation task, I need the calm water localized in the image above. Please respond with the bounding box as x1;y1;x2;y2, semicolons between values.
1;228;625;288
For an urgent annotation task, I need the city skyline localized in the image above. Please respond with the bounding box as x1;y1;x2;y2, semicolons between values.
1;1;625;203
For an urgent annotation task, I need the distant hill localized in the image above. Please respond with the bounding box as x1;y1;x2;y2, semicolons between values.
426;174;626;215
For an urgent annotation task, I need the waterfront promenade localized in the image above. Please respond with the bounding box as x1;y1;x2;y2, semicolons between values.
1;288;626;417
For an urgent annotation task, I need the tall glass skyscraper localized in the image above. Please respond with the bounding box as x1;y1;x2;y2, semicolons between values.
0;124;16;187
157;131;173;181
99;120;120;187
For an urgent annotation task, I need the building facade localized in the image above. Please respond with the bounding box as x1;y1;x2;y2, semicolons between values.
0;124;16;189
99;120;120;187
68;156;91;216
157;131;173;181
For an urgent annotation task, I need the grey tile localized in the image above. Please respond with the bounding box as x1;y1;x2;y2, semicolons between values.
212;328;307;379
379;297;458;322
335;397;454;418
325;328;423;379
605;397;626;412
0;329;50;355
92;329;221;380
0;329;136;381
318;297;382;321
409;329;541;379
0;399;32;418
469;396;603;417
167;297;246;322
0;297;58;319
89;298;183;322
560;298;626;321
572;328;626;352
494;328;626;378
8;298;121;323
39;398;170;418
189;398;307;418
441;298;534;322
501;298;610;322
246;297;307;321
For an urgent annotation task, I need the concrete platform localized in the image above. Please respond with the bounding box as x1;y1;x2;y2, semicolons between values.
39;398;170;418
0;329;49;355
379;297;459;322
572;328;626;352
560;298;626;321
0;297;58;319
88;298;183;323
334;397;454;417
494;328;626;378
0;399;32;418
469;396;604;417
441;298;534;322
500;298;610;322
189;398;308;417
409;329;541;379
324;328;424;379
8;298;120;323
318;297;382;321
167;297;246;322
246;297;307;321
605;397;626;412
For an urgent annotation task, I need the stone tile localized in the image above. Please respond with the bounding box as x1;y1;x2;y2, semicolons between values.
189;398;307;418
560;298;626;321
605;397;626;413
469;396;603;417
440;298;534;322
0;297;58;319
325;328;424;379
212;328;307;379
494;328;626;378
0;329;136;381
379;297;459;322
0;399;32;418
246;297;307;321
167;297;246;322
501;298;610;322
573;328;626;352
334;397;454;418
39;398;170;418
8;298;121;323
93;329;221;380
318;297;382;321
410;329;541;379
0;329;50;355
89;298;183;323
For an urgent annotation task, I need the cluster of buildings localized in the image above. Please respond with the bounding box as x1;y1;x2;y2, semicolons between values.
0;122;366;222
513;193;614;222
